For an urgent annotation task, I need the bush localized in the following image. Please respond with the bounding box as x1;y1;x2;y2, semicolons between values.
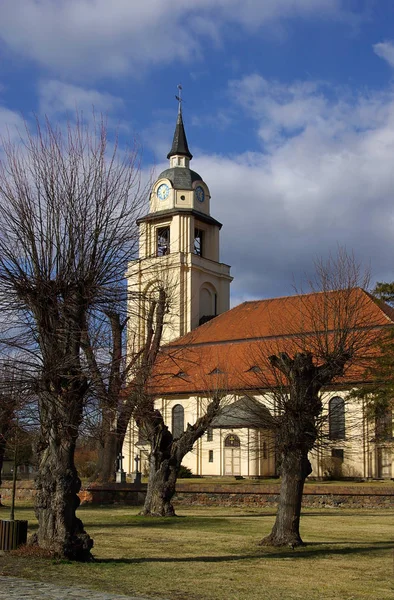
178;465;193;478
322;457;344;480
74;446;98;479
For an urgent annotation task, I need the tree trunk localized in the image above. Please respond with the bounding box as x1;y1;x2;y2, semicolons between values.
141;454;178;516
138;394;223;517
33;434;93;560
93;432;117;483
91;406;118;483
31;383;93;561
260;449;311;547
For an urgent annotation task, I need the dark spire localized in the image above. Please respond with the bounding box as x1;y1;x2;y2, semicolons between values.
167;85;193;160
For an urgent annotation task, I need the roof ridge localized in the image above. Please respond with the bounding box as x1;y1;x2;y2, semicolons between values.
240;287;364;304
164;323;392;350
362;288;394;324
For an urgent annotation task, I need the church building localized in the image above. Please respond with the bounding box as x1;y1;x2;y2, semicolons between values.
123;100;394;481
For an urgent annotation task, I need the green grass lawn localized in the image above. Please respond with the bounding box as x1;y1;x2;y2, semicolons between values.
0;503;393;600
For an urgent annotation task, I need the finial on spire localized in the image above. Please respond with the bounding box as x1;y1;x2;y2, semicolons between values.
175;84;183;115
167;84;193;161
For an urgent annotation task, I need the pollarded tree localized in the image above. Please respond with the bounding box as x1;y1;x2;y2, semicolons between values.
254;250;378;547
0;114;145;560
136;391;223;517
134;317;226;516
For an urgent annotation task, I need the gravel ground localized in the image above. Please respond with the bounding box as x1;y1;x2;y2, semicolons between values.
0;576;167;600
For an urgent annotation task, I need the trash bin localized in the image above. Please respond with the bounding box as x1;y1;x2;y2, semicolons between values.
0;519;28;550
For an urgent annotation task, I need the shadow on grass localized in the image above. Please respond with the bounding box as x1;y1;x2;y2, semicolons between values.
82;510;394;529
210;510;394;518
83;516;259;529
95;541;394;565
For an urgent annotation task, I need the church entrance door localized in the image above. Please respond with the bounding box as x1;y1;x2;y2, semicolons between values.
224;434;241;476
376;447;392;478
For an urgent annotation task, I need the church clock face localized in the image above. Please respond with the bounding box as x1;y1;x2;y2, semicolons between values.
195;185;205;203
157;183;170;200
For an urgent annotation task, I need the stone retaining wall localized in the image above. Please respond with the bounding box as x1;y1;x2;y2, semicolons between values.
1;480;393;509
0;481;147;506
0;481;36;502
174;483;394;508
78;483;147;506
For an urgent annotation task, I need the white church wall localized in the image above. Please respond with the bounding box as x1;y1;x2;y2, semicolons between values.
123;388;393;480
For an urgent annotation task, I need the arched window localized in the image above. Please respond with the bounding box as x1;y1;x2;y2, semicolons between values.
194;228;203;256
157;227;170;256
224;434;241;447
329;396;345;440
172;404;184;439
199;283;217;326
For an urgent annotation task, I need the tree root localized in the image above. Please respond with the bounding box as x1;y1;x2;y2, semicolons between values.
259;533;305;548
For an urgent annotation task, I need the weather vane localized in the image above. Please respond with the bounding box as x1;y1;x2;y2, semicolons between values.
175;83;183;113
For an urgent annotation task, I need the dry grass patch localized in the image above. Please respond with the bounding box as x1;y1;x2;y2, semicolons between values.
0;503;393;600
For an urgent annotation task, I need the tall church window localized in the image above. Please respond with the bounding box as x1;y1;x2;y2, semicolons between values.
172;404;184;439
157;227;170;256
194;228;203;256
329;396;345;440
375;409;393;441
262;441;267;459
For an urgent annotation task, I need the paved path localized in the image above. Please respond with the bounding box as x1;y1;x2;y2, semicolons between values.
0;576;167;600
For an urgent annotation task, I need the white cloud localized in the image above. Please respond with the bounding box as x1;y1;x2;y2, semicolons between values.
373;41;394;68
229;75;330;146
189;77;394;303
0;0;349;80
38;80;124;117
0;106;26;140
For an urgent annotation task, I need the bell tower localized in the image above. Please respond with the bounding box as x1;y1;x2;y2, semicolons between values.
127;90;232;348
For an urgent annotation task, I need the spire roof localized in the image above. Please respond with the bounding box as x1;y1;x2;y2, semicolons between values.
167;104;193;161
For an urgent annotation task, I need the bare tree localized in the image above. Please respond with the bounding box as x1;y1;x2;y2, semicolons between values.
133;323;226;516
136;391;223;517
251;250;377;547
0;114;145;560
81;286;167;483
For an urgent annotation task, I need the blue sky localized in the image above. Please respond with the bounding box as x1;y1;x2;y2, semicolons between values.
1;1;394;306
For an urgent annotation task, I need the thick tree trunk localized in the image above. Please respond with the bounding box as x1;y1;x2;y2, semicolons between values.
141;454;178;516
261;351;350;547
31;383;93;561
33;435;93;560
139;394;222;517
260;450;312;547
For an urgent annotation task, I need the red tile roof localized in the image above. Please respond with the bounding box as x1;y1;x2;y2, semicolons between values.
148;288;394;395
